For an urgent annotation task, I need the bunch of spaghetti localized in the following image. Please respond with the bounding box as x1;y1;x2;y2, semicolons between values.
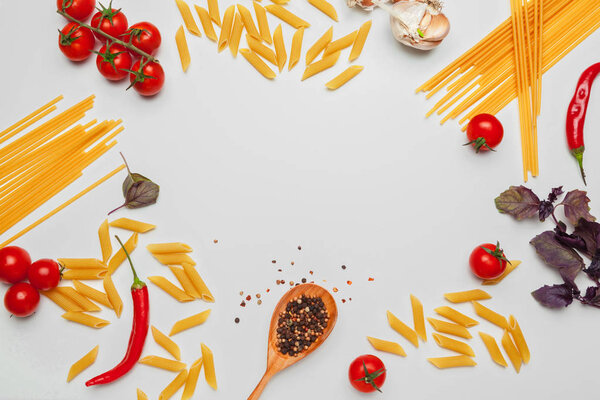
417;0;600;181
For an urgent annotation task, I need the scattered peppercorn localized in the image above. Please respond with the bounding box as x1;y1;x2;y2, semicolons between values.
309;271;313;275
347;280;352;285
291;261;295;266
257;299;262;305
266;288;270;293
278;269;282;272
276;295;329;357
239;291;244;296
256;294;261;299
214;239;218;243
289;281;294;286
368;277;374;281
341;265;346;270
240;301;246;307
272;260;276;264
246;295;251;301
333;287;338;293
298;246;302;250
301;278;307;283
342;299;346;303
235;317;240;323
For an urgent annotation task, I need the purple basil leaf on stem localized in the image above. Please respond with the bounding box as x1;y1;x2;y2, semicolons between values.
561;190;596;226
495;186;541;220
554;227;587;253
531;284;574;308
573;219;600;258
547;186;564;203
538;200;554;222
584;250;600;282
530;231;585;272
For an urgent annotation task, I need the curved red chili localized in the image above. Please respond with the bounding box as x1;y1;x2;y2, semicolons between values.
566;62;600;185
85;236;149;387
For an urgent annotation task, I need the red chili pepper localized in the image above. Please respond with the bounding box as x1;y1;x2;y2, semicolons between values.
566;62;600;185
85;236;149;387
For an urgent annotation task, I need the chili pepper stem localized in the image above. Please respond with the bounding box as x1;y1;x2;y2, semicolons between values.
572;147;587;186
115;235;145;289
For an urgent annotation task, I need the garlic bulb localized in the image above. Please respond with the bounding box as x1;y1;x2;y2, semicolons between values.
388;0;450;50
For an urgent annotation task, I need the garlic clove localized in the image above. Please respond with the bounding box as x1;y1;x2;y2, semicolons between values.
423;13;450;43
347;0;387;11
388;0;449;50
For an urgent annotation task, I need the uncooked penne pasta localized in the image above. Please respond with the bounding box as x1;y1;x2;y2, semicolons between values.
182;358;203;400
501;330;522;372
98;219;112;264
479;331;507;367
62;269;107;280
271;0;290;4
239;48;277;79
62;312;110;328
73;280;112;309
349;20;371;61
247;35;278;65
137;388;148;400
201;343;217;390
159;370;188;400
432;333;475;357
182;263;215;302
152;253;196;266
57;258;106;269
218;5;236;52
273;24;287;72
482;260;522;285
427;318;472;339
302;51;340;81
229;13;244;57
108;232;138;275
386;310;419;347
175;0;202;36
237;4;260;39
323;30;358;57
67;345;99;382
253;2;272;44
508;315;530;363
55;287;101;312
152;325;182;360
444;289;491;303
109;218;155;233
288;27;304;71
169;266;201;298
428;355;476;369
305;26;332;65
42;289;84;312
325;65;363;90
308;0;338;21
139;356;187;372
366;336;406;356
472;301;508;329
434;306;478;328
410;294;427;341
207;0;221;26
147;243;193;254
265;4;310;29
104;273;123;317
148;276;195;302
195;5;218;42
175;26;191;72
170;309;212;336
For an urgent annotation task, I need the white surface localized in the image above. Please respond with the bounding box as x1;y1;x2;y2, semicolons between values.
1;0;599;399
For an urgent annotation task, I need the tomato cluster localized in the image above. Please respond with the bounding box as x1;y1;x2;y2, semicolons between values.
0;246;61;317
57;0;164;96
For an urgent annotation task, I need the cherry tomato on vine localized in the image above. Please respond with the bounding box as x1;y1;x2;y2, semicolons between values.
0;246;31;284
91;3;128;42
465;113;504;152
58;22;96;62
469;242;509;280
57;0;96;20
95;42;132;81
123;22;162;56
4;282;40;317
129;60;165;96
28;259;61;291
348;354;386;393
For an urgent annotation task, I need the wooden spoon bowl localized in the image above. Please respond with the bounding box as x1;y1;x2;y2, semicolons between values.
248;284;338;399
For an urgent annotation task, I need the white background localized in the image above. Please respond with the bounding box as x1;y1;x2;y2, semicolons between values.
1;0;600;399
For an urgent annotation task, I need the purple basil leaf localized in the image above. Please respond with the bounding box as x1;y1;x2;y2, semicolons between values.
538;200;554;222
530;231;585;272
531;284;574;308
562;190;595;226
495;186;541;220
584;250;600;281
573;219;600;258
559;268;580;295
547;186;564;203
554;227;587;253
583;286;599;302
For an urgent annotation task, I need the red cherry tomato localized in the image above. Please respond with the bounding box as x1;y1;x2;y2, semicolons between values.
0;246;31;284
57;0;96;20
91;7;128;42
465;113;504;152
58;22;96;62
4;282;40;317
95;43;133;81
469;242;508;280
123;22;162;56
129;60;165;96
28;259;61;291
348;354;386;393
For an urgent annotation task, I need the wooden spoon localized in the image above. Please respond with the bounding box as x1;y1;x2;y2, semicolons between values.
248;284;338;399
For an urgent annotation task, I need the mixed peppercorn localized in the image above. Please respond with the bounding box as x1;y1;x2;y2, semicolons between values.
276;295;329;357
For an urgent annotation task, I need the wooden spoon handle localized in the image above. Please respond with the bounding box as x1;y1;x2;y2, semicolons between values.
248;371;273;400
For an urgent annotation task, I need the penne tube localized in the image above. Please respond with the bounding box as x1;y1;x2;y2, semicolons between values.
201;343;217;390
175;0;202;36
472;301;508;329
432;333;475;356
182;263;215;302
410;294;427;341
302;51;340;81
218;5;236;52
67;345;99;382
139;355;187;372
273;24;287;72
152;253;196;267
147;243;193;254
170;309;212;336
62;269;107;280
386;310;419;347
501;330;522;372
239;48;277;79
288;27;304;71
108;232;138;275
434;306;478;327
152;326;182;360
98;219;112;263
271;0;290;3
366;336;406;356
229;12;244;57
62;312;110;328
57;258;106;269
55;287;101;312
182;358;203;400
479;331;508;367
195;5;218;42
253;2;272;44
305;27;333;65
508;315;530;363
307;0;338;21
265;4;310;28
483;260;522;285
175;26;191;72
169;266;201;298
325;65;363;90
207;0;221;26
444;289;491;303
42;289;84;312
159;370;188;400
137;388;148;400
428;355;477;369
323;30;357;57
72;280;112;309
349;20;372;61
149;276;195;302
427;318;472;339
109;218;155;233
247;35;278;65
103;274;123;317
237;4;261;39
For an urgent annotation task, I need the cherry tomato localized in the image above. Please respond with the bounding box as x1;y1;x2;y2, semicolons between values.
348;354;386;393
58;22;95;62
469;242;508;280
28;259;61;291
123;22;162;56
129;60;165;96
0;246;31;284
91;6;128;42
4;282;40;317
57;0;96;20
465;113;504;152
95;43;133;81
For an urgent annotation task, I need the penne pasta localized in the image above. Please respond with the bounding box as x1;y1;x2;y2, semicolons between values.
67;345;99;382
182;263;215;302
182;358;203;400
325;65;363;90
109;218;155;233
271;0;290;4
323;30;358;57
55;287;101;312
265;4;310;29
307;0;338;21
207;0;221;26
386;310;419;347
152;253;196;267
482;260;522;285
229;13;244;57
175;26;191;72
472;301;508;329
239;48;277;79
302;51;340;81
159;370;188;400
508;315;530;363
152;325;182;360
432;333;475;356
247;35;278;65
434;306;478;328
237;4;261;40
288;27;304;71
137;388;148;400
444;289;491;303
218;5;236;52
253;2;272;44
349;20;372;61
410;294;427;341
273;25;287;72
108;232;138;275
427;318;472;339
175;0;202;36
147;243;193;254
62;312;110;328
501;330;522;372
62;269;107;280
479;331;508;367
366;336;406;356
42;289;84;312
305;27;333;65
104;273;123;317
98;219;112;264
195;5;218;42
72;280;112;309
169;266;201;298
57;258;106;269
201;343;217;390
170;309;212;336
139;356;187;372
148;276;195;302
428;355;477;369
